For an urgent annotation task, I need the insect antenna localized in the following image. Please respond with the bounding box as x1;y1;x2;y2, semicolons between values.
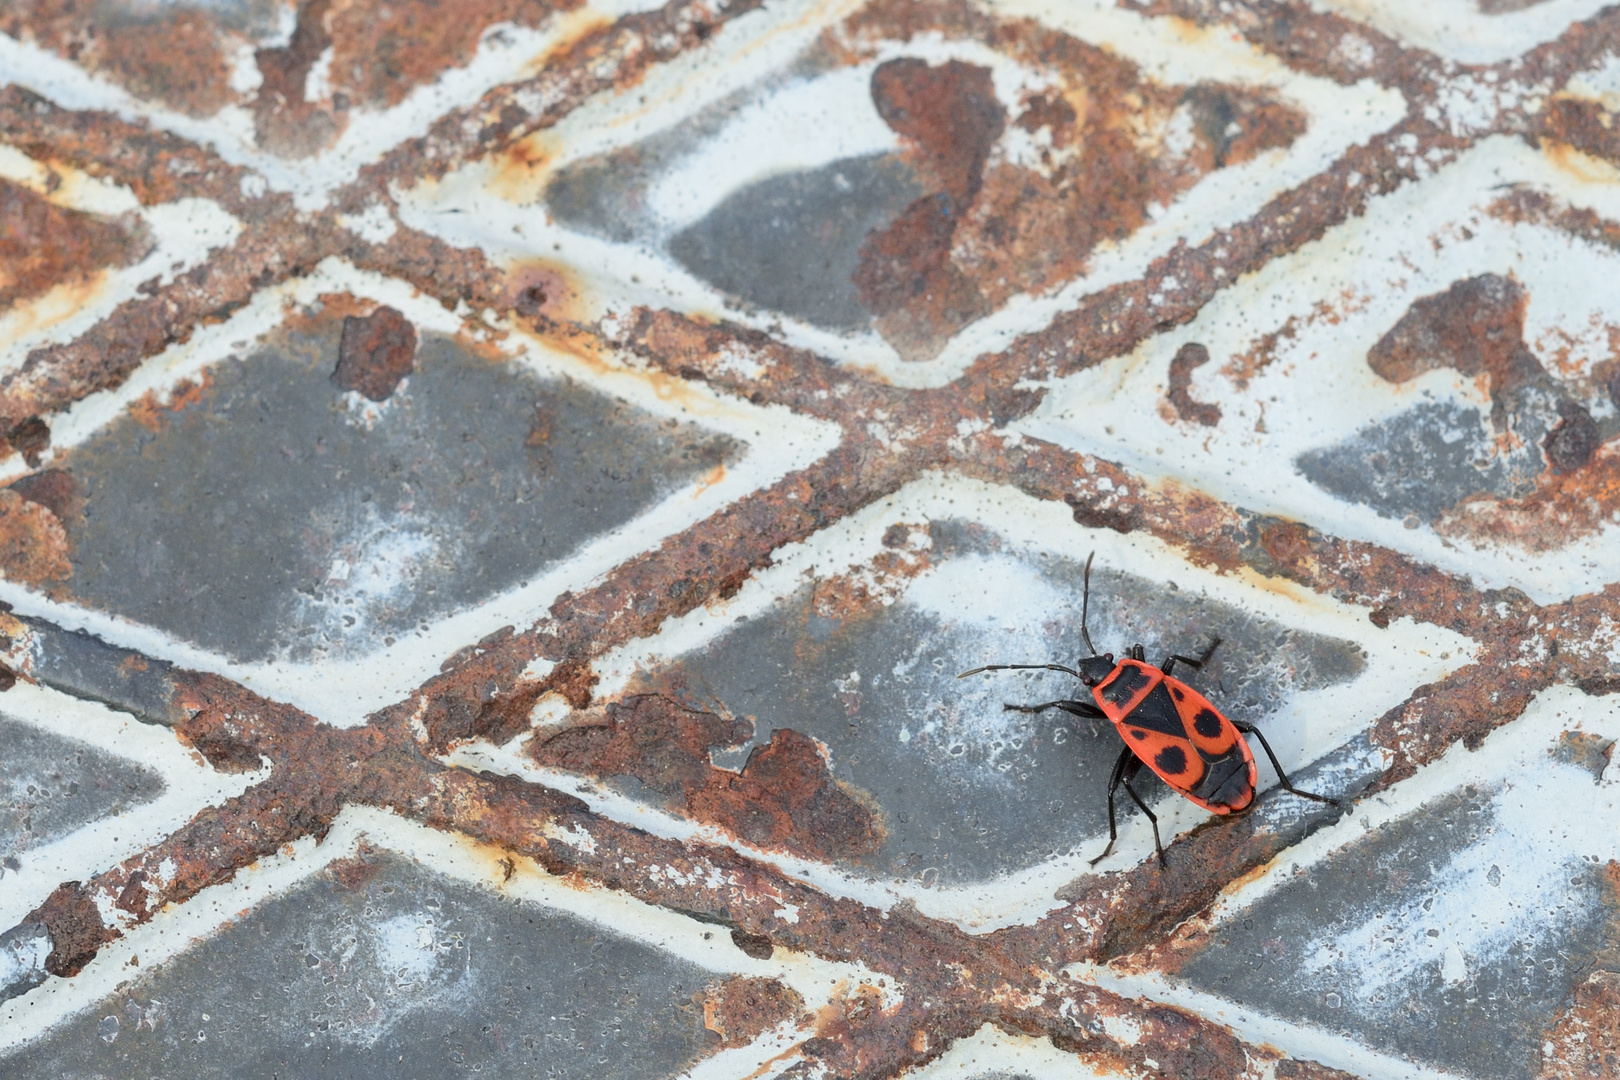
1079;550;1098;657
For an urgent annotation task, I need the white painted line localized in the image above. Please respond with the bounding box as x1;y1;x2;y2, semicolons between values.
1305;0;1615;65
899;1021;1129;1079
0;0;675;212
1070;964;1470;1080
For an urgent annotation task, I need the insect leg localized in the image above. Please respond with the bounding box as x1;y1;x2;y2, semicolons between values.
1231;720;1339;806
1129;643;1147;662
1120;757;1167;867
1087;747;1134;866
1161;636;1222;676
956;662;1085;680
1002;699;1106;720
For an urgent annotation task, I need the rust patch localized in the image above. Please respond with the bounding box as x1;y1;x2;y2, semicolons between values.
1366;273;1543;431
254;0;343;158
541;656;599;710
730;929;774;959
0;487;72;587
533;693;752;799
854;192;991;364
532;695;883;861
9;469;79;526
332;305;418;401
175;704;267;774
703;976;806;1046
1433;442;1620;553
870;58;1004;203
1543;399;1601;474
833;0;1308;362
327;848;386;891
26;881;114;977
1539;970;1620;1080
128;372;212;432
7;417;51;468
1166;342;1222;426
690;728;884;861
0;3;232;118
0;177;142;311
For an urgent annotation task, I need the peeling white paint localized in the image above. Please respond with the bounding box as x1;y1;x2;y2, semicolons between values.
0;148;240;390
900;1021;1128;1079
0;0;674;211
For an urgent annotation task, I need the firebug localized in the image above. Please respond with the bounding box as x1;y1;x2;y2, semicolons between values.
958;553;1336;866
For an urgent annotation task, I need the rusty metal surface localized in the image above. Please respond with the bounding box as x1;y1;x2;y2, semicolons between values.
3;0;1620;1077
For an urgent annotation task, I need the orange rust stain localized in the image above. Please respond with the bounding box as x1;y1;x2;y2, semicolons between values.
487;136;555;204
1541;139;1620;186
0;489;72;588
129;371;214;432
503;261;581;324
523;5;615;78
691;463;727;500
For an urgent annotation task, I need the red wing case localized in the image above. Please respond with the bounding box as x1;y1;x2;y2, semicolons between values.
1100;663;1259;814
1164;675;1257;813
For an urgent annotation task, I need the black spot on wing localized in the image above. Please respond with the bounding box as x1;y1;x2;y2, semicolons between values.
1154;745;1189;776
1193;708;1224;738
1129;728;1147;741
1098;664;1152;708
1170;685;1185;701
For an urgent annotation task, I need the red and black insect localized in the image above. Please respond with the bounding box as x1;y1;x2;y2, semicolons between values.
959;553;1336;867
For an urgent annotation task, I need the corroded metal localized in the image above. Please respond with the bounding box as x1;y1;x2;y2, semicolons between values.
6;0;1620;1076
